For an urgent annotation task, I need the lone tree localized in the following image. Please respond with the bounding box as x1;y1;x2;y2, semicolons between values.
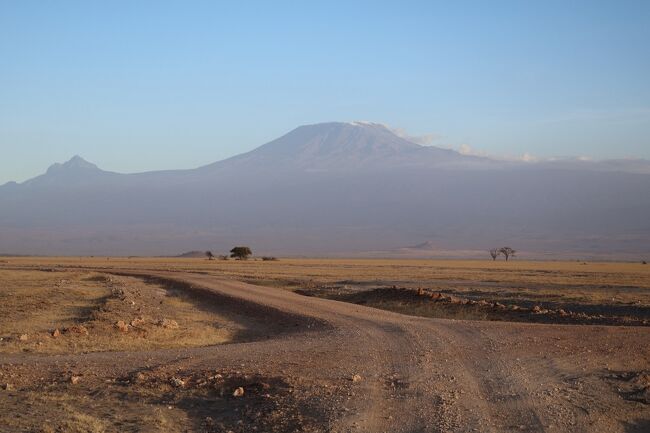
499;247;516;261
489;248;500;261
230;246;252;260
205;251;214;260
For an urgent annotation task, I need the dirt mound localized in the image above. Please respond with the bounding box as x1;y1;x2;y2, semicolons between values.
299;286;650;326
0;271;236;354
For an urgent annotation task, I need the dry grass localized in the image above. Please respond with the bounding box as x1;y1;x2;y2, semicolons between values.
3;256;648;305
0;270;237;354
2;257;649;331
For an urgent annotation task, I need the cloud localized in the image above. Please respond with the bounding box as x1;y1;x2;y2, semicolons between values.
386;124;617;164
519;153;538;162
458;144;485;157
389;127;442;145
457;143;540;162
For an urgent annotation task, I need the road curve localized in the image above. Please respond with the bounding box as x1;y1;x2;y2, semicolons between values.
3;270;649;432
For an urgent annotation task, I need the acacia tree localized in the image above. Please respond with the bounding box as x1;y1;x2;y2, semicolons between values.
205;251;214;260
230;246;252;260
489;249;500;261
499;247;516;261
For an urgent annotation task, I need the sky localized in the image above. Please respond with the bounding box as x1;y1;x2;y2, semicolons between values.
1;0;649;184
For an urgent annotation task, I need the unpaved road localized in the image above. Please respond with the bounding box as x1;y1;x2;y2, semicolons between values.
2;270;649;432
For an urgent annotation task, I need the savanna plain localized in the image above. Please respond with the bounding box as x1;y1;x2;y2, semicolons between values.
0;257;648;433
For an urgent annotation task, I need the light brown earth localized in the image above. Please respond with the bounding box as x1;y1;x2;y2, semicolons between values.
0;258;649;432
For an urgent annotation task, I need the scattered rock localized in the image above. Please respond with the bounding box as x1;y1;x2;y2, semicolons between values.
131;372;146;383
352;374;363;382
130;317;146;327
65;325;89;335
51;329;61;338
70;376;81;385
170;377;185;388
115;321;129;333
157;319;179;329
232;387;245;397
531;305;542;313
18;334;29;342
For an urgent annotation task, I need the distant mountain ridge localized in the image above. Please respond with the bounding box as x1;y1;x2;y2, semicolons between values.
1;121;649;258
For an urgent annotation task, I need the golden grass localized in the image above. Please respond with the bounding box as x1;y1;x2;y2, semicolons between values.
3;256;650;285
0;270;235;354
3;256;649;304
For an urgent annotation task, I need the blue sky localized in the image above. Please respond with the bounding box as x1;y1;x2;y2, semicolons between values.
1;1;649;183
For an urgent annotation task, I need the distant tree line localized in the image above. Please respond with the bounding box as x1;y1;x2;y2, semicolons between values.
489;247;516;261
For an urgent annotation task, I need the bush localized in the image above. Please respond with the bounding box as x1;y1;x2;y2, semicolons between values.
261;256;278;261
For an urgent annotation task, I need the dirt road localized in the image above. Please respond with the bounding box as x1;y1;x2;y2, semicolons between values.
2;270;649;432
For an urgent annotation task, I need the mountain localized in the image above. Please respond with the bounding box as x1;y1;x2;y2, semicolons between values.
202;122;480;171
1;122;649;258
20;155;117;187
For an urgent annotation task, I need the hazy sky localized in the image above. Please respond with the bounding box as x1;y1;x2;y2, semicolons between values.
1;1;649;184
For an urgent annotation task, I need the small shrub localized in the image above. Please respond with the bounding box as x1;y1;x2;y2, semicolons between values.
262;256;278;261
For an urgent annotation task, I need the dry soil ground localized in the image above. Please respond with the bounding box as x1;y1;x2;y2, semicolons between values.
0;257;648;433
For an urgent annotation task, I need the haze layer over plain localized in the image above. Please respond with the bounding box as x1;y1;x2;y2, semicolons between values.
1;122;649;258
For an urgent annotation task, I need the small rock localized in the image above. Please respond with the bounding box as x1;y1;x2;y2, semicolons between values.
70;376;81;385
115;321;129;332
51;329;61;338
352;374;363;382
18;334;29;342
170;377;185;388
65;325;89;335
130;317;146;327
157;319;179;329
1;383;14;391
232;387;245;397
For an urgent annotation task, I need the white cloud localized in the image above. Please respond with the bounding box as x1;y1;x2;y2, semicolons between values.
457;143;539;162
519;153;538;162
384;124;617;164
458;143;485;157
389;126;442;145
